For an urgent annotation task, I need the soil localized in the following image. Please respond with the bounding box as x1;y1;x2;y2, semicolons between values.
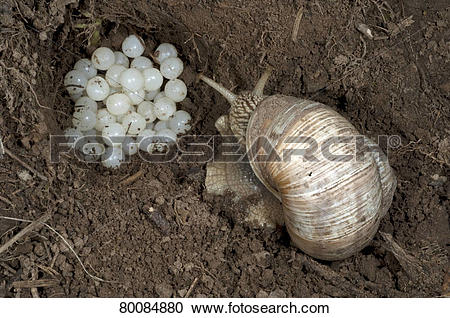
0;0;449;298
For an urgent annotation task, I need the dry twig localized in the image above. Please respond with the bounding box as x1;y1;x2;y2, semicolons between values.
291;7;304;43
380;232;424;281
0;215;115;283
3;147;48;181
0;213;51;255
119;169;144;186
12;279;59;289
184;276;199;298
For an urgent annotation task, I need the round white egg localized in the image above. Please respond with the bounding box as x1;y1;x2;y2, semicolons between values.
116;106;135;124
120;68;144;92
102;146;124;169
122;137;138;156
153;91;166;102
154;97;176;121
137;129;156;153
130;56;153;70
114;51;130;68
82;142;105;161
75;96;98;113
157;128;177;142
145;88;160;101
154;43;177;64
154;120;168;131
105;64;126;87
122;112;146;135
74;58;97;79
160;57;183;79
86;76;110;101
69;91;83;102
102;122;126;143
91;47;115;71
164;79;187;102
105;93;131;116
142;68;163;91
169;110;192;134
73;108;97;131
154;128;177;152
137;101;156;123
64;70;88;95
125;88;145;105
95;108;117;131
122;34;145;58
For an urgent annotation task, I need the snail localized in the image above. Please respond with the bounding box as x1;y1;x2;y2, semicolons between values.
198;67;396;261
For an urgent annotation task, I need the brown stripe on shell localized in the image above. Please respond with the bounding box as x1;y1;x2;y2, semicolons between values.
246;95;396;260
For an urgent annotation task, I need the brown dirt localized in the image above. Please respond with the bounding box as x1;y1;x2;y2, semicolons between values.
0;0;449;298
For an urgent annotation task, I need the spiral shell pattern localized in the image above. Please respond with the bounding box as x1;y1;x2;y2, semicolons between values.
245;95;396;260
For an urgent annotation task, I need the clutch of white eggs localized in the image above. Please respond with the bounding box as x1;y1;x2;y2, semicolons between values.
63;35;192;168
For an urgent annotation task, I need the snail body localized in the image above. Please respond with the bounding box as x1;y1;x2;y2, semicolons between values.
199;68;396;261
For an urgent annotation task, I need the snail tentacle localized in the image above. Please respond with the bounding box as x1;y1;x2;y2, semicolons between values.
252;66;273;97
197;74;237;104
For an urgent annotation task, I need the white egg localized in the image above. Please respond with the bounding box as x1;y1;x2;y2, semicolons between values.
74;58;97;79
122;34;145;58
154;97;176;120
64;70;88;95
154;43;177;64
125;88;145;105
145;88;160;101
102;146;124;168
160;57;183;79
95;108;116;131
168;110;192;134
81;142;105;161
86;76;110;101
153;91;166;102
64;127;83;148
120;68;144;92
91;47;115;70
72;108;97;131
114;51;130;68
154;128;177;152
142;68;163;91
105;64;126;87
137;101;156;123
122;137;138;156
102;122;126;143
69;91;84;102
116;106;135;123
83;129;98;140
105;93;131;116
164;79;187;102
137;129;156;153
75;96;98;113
154;120;168;131
122;112;146;135
157;128;177;142
130;56;153;70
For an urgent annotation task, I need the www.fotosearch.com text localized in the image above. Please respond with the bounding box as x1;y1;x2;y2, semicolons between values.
49;134;402;164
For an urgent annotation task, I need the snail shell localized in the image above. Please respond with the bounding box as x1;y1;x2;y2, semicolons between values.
199;68;396;261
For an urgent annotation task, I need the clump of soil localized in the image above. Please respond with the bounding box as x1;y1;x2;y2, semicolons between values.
0;0;448;297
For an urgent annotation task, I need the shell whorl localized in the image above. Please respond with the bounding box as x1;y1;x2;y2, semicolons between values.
229;93;264;142
199;69;396;261
246;95;396;260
